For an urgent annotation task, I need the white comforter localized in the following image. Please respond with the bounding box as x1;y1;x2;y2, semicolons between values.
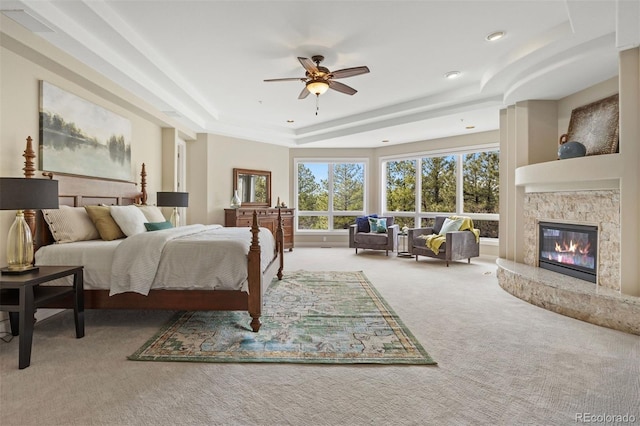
36;225;276;295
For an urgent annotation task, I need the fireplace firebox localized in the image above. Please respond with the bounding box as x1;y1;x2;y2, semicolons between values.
538;221;598;283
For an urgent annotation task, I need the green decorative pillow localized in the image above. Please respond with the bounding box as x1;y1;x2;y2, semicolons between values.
368;217;388;233
144;221;173;231
439;217;464;235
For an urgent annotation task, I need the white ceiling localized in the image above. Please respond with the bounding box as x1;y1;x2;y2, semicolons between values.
1;0;633;148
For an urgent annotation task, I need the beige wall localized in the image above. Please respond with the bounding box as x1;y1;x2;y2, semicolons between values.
558;77;619;139
188;134;290;226
0;16;189;264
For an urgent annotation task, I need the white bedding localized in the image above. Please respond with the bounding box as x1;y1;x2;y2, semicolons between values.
35;225;276;294
35;239;122;289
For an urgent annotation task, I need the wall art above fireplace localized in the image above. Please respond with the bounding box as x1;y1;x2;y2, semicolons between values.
538;221;598;283
560;93;619;157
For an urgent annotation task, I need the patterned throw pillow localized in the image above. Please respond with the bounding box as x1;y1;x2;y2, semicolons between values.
368;217;388;233
42;206;100;243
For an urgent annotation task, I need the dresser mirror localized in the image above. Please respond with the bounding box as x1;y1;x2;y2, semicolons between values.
233;168;271;207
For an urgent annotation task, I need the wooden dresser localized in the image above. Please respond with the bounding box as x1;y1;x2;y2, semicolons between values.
224;208;295;251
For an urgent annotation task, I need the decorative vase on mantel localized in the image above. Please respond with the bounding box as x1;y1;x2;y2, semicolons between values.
230;190;241;209
558;134;587;159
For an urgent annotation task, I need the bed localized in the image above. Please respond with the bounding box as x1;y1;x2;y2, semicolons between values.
19;138;283;332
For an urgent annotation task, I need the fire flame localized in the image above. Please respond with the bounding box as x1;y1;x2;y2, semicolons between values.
554;240;591;255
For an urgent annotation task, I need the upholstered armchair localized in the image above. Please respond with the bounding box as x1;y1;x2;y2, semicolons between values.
408;216;480;266
349;216;399;256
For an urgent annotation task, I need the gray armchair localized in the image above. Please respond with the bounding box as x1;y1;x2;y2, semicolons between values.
349;216;399;256
408;216;480;266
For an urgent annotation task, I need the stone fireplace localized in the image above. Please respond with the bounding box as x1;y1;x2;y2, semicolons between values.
497;186;638;335
523;190;620;291
538;221;598;283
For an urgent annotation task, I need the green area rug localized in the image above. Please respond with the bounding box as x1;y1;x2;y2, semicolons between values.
129;270;436;365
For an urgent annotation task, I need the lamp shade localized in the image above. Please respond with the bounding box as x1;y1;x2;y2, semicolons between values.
0;178;59;210
156;192;189;208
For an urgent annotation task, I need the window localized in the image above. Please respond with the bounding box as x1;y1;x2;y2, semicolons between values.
462;151;499;237
386;159;416;212
296;160;366;231
383;148;499;238
421;155;456;213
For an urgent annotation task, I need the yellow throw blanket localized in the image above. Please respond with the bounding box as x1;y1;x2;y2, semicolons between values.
419;216;480;254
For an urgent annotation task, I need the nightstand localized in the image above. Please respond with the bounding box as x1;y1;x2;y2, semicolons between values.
0;266;84;369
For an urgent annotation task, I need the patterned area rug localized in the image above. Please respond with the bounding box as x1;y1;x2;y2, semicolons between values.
129;270;436;365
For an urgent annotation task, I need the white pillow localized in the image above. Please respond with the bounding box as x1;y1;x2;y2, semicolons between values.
42;205;100;243
438;217;464;235
109;205;148;237
136;205;166;222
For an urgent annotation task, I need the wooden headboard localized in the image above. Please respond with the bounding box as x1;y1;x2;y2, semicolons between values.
19;136;148;250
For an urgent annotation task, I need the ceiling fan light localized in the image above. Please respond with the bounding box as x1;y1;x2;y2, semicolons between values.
307;80;329;95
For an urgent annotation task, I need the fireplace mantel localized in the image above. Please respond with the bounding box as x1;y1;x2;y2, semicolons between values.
515;153;621;193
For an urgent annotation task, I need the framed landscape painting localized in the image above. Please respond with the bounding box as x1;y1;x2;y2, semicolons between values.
39;81;132;181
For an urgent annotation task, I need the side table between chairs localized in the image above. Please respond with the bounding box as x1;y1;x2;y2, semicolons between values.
396;231;413;258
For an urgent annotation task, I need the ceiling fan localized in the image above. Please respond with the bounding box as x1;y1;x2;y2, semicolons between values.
264;55;370;99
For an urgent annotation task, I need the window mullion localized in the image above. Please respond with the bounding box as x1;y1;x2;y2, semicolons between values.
456;154;463;214
415;158;422;227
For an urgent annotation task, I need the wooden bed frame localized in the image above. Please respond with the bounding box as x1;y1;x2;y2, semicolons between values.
20;137;284;332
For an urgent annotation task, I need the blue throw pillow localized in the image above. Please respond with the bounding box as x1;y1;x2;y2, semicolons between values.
368;217;388;233
356;214;378;233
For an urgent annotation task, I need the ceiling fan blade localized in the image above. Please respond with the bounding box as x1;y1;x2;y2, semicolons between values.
264;77;305;82
330;66;370;79
298;57;318;74
298;86;310;99
328;80;357;95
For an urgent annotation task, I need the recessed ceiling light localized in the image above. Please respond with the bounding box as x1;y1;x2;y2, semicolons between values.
382;139;390;143
486;31;505;42
465;125;475;130
286;119;294;123
444;71;461;79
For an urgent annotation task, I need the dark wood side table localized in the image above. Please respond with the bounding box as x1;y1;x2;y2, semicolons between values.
0;266;84;369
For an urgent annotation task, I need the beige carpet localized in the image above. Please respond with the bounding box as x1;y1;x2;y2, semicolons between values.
1;248;638;426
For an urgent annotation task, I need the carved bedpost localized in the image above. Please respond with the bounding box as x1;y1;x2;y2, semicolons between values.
276;208;284;280
139;163;148;205
22;136;36;238
247;210;262;332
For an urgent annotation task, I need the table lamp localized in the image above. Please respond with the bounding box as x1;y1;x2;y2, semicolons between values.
156;191;189;227
0;178;59;274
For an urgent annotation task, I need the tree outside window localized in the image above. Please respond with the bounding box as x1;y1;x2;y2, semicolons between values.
383;149;499;239
463;151;499;237
386;159;416;212
297;161;365;231
421;155;456;213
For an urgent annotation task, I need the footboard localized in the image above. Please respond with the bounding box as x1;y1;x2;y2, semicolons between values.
247;208;284;332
